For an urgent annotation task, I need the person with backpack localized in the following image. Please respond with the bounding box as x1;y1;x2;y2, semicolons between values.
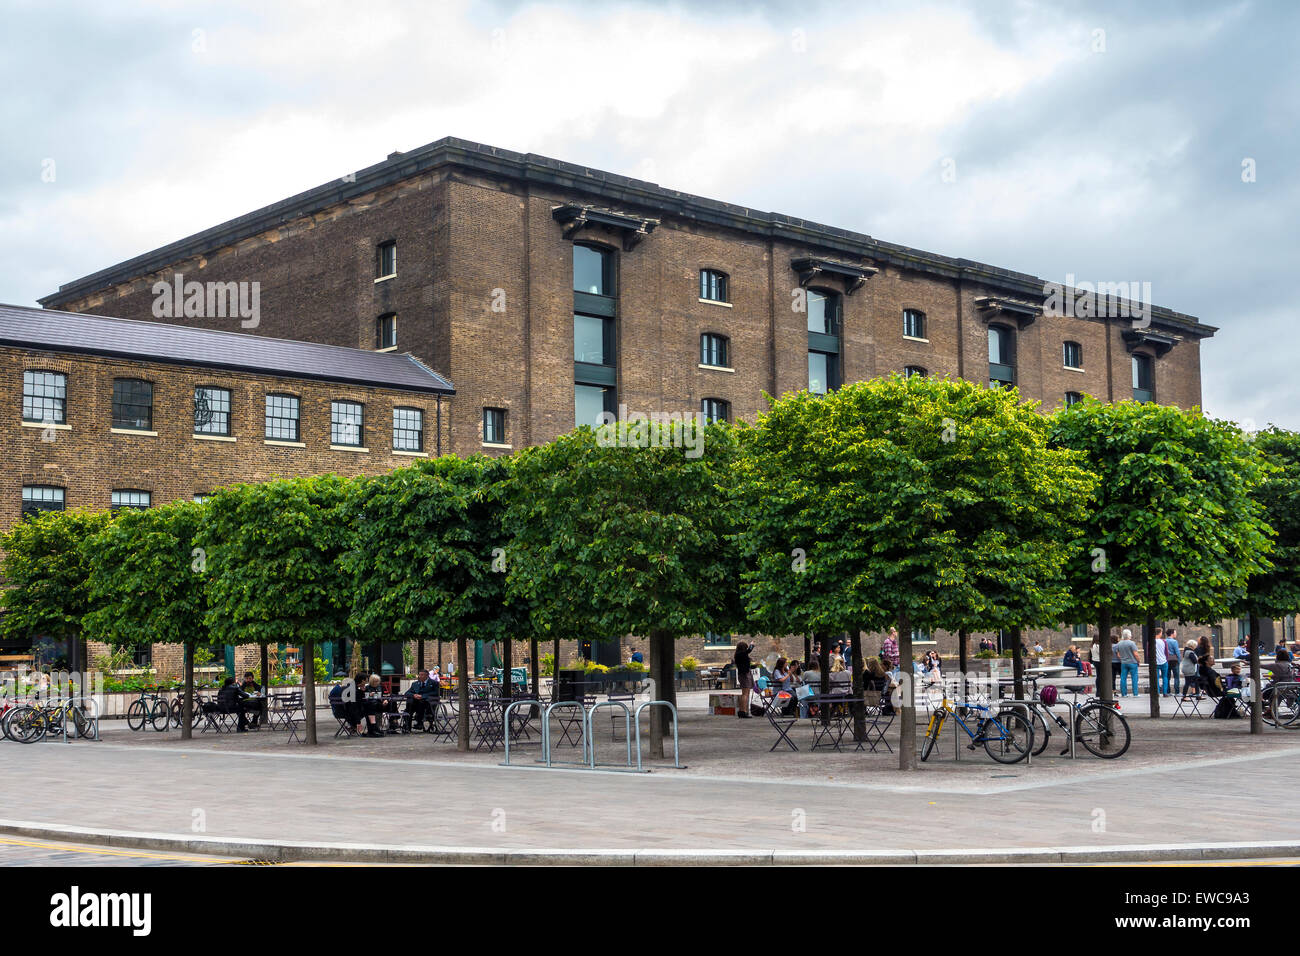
1179;640;1202;699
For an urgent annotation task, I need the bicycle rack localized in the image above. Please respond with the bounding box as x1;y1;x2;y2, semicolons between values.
61;696;101;743
501;699;545;767
541;700;590;767
993;700;1032;766
584;700;633;769
633;700;682;771
1266;680;1300;730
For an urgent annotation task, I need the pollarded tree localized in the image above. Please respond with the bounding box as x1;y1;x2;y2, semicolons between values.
0;508;114;676
83;501;209;737
503;420;744;758
197;475;357;745
1050;399;1272;714
736;375;1096;769
343;455;523;750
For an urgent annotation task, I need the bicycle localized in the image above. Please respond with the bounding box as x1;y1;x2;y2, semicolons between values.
920;695;1034;764
126;686;171;731
3;697;94;743
1022;691;1131;758
1261;682;1300;728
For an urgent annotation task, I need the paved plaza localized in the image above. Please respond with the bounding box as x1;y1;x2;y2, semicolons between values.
2;691;1297;863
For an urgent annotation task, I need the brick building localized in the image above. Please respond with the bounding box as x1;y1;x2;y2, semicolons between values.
32;137;1228;666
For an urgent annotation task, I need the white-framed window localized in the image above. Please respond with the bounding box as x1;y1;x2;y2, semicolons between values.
1063;341;1083;369
194;386;231;435
23;371;66;424
111;489;151;511
22;485;65;518
903;309;926;339
331;401;364;447
265;394;300;441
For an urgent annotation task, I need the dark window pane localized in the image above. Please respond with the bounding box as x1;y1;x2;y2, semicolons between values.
22;371;66;424
376;241;396;278
1065;391;1083;407
376;314;396;349
392;407;423;452
194;387;231;435
1064;341;1083;368
331;401;364;446
701;398;730;424
903;310;925;339
265;394;300;441
483;408;506;444
700;270;728;302
21;485;64;519
701;333;729;367
112;379;153;430
904;366;927;378
988;327;1014;366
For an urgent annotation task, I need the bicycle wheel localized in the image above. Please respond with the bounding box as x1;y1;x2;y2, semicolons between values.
983;710;1032;764
148;698;170;731
920;712;945;762
8;706;47;743
1026;707;1050;757
71;705;92;739
126;699;147;731
1075;703;1131;758
1273;685;1300;728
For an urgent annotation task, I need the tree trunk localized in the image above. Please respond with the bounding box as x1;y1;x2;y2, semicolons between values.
1145;613;1161;718
302;637;317;745
260;643;269;695
181;641;194;741
456;636;470;752
1249;612;1263;734
417;640;425;674
957;628;968;694
502;636;513;697
804;635;811;664
1097;609;1114;705
648;628;675;759
850;630;865;743
817;634;830;724
530;636;540;697
898;613;916;770
1011;625;1024;700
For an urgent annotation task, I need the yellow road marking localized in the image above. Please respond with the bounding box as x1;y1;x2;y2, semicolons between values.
0;836;229;863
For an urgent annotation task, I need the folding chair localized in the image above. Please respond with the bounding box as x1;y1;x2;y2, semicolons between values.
330;701;357;738
606;690;635;740
1172;690;1208;718
427;699;457;742
555;695;593;747
201;703;237;733
856;691;894;753
761;689;799;752
468;699;504;752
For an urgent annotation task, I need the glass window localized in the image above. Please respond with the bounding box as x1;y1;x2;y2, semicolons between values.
574;314;611;365
903;309;926;339
112;379;153;431
573;245;612;296
904;366;927;379
575;384;614;429
111;489;151;511
1065;391;1083;407
376;241;396;279
701;398;730;424
1072;623;1088;639
193;386;231;436
21;485;64;518
483;407;506;444
193;494;212;504
988;326;1014;366
393;407;424;452
22;371;66;424
1132;354;1154;402
808;352;838;395
806;290;841;335
265;394;300;441
376;314;396;349
700;333;729;368
700;269;729;302
331;401;364;447
1063;341;1083;369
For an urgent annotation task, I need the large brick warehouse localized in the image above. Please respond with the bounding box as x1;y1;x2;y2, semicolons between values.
16;136;1240;668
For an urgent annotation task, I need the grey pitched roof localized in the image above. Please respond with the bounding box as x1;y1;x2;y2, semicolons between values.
0;303;454;395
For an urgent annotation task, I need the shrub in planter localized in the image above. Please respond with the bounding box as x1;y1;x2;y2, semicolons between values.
679;656;700;671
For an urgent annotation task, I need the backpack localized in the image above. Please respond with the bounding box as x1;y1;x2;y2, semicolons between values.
1180;650;1198;677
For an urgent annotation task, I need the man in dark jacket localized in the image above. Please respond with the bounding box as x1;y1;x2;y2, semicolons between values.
215;677;249;731
404;669;439;730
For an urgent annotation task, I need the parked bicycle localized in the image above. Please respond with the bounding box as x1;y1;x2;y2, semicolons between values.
920;695;1033;764
126;686;171;732
2;697;94;743
1022;687;1131;758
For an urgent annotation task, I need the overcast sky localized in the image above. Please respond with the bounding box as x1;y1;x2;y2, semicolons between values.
2;0;1295;428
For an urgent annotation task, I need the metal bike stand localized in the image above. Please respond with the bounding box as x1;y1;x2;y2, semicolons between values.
501;699;544;767
63;695;101;743
994;700;1033;766
584;700;633;769
541;700;589;767
1266;680;1299;731
632;700;682;771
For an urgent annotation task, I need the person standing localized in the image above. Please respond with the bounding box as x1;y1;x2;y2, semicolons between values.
1115;629;1140;698
1165;630;1182;696
881;628;900;672
1153;627;1169;696
734;640;757;719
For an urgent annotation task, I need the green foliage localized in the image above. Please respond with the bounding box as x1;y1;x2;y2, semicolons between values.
0;509;114;643
737;375;1096;635
1236;427;1300;619
678;656;700;671
1050;399;1272;623
198;475;356;649
540;652;556;677
83;501;207;651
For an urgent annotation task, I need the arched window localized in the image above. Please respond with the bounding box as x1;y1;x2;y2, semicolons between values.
573;244;614;296
700;269;729;303
700;333;730;368
903;309;926;339
701;398;731;424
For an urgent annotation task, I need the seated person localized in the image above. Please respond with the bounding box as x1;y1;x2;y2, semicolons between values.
212;677;249;731
797;660;822;717
404;668;439;729
1198;654;1224;698
1224;662;1245;693
1267;648;1295;683
1062;645;1083;675
771;657;794;693
1234;637;1250;659
359;672;385;737
863;658;896;715
239;671;265;728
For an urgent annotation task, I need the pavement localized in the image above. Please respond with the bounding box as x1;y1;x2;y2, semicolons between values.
2;690;1296;865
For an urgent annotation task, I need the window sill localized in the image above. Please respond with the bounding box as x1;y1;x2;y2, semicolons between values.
21;421;70;431
482;442;513;450
330;445;369;453
374;274;396;284
698;298;733;308
193;433;236;442
264;439;305;448
903;335;929;344
375;345;398;353
698;363;734;373
1064;365;1086;373
392;449;428;458
111;428;157;437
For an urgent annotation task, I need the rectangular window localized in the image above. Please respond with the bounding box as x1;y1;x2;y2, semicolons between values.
574;314;613;366
1065;391;1083;407
21;485;64;518
22;371;66;424
573;245;612;296
700;269;729;303
808;351;838;395
903;309;926;339
1063;341;1083;369
112;379;153;431
193;386;231;436
704;631;733;648
376;313;396;349
193;494;213;504
331;401;364;447
806;290;840;335
988;326;1015;387
701;398;730;424
376;241;396;279
575;384;615;429
1132;355;1154;402
111;489;151;511
1072;623;1088;639
265;394;300;441
483;407;506;444
393;407;424;452
701;333;729;368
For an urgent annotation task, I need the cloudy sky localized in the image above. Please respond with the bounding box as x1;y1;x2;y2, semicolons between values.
2;0;1295;428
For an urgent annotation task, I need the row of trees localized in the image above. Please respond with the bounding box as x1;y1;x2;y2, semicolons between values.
3;375;1296;767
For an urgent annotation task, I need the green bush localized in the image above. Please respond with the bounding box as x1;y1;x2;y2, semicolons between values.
679;656;700;671
540;652;555;677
